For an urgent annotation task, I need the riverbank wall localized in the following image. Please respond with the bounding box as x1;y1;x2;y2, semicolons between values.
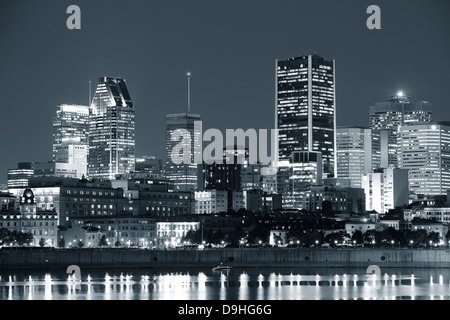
1;248;450;269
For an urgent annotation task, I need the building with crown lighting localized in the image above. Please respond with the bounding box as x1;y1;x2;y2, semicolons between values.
88;77;135;179
369;92;432;168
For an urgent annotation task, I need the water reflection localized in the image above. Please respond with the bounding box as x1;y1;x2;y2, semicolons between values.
2;267;450;300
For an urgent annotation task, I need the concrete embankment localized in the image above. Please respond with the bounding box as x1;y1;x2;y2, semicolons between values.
1;248;450;269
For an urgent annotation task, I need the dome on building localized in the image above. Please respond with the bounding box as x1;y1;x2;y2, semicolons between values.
20;188;35;205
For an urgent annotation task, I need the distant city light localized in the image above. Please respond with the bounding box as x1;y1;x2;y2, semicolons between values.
397;90;404;97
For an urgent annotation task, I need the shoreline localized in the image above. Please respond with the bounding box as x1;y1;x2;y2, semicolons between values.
1;247;450;269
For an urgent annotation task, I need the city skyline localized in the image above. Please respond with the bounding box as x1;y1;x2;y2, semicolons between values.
1;0;450;186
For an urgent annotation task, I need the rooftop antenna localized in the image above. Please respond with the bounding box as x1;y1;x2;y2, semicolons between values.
187;72;191;113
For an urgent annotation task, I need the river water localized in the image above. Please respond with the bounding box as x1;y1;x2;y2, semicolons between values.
2;266;450;300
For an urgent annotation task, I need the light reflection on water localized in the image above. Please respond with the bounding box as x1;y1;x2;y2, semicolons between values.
2;267;450;300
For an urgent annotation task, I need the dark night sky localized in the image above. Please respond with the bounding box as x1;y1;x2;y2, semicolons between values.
1;0;449;185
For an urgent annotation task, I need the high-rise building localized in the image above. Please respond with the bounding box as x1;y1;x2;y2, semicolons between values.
277;151;323;210
52;104;89;179
336;126;381;188
369;92;432;168
276;53;336;177
399;122;450;196
52;104;89;161
88;77;135;180
165;113;201;192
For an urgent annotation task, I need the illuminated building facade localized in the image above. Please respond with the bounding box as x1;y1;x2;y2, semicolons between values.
0;188;58;247
8;177;124;227
277;151;323;210
336;126;381;188
156;220;200;248
7;162;34;188
165;113;201;192
194;189;228;214
52;104;89;178
369;92;432;168
71;216;156;248
362;168;409;213
399;122;450;196
88;77;135;180
276;53;336;177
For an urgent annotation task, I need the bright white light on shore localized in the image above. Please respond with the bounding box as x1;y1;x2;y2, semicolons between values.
397;90;404;97
187;72;191;77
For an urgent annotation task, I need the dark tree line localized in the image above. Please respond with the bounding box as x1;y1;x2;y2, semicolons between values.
180;224;450;249
0;228;34;247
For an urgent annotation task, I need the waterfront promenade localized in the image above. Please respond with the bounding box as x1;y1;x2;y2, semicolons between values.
1;247;450;269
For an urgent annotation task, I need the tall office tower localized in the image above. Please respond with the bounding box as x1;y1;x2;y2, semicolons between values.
165;113;201;192
369;92;432;168
52;104;89;178
88;77;135;180
52;104;89;161
399;122;450;196
362;168;409;214
336;126;381;188
276;53;336;178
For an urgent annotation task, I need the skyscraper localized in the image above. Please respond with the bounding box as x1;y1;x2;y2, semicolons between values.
165;113;201;192
52;104;89;178
336;126;381;188
53;104;89;161
88;77;135;180
369;92;432;168
276;53;336;177
399;122;450;196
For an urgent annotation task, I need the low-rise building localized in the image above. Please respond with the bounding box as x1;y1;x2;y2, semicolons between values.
58;223;106;248
156;219;200;248
72;215;157;248
0;188;58;247
411;221;448;239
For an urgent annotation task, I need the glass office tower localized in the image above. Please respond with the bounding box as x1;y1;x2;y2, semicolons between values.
52;104;89;178
52;104;89;163
336;126;381;188
399;122;450;196
369;92;432;168
276;53;336;178
88;77;135;180
165;113;201;192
